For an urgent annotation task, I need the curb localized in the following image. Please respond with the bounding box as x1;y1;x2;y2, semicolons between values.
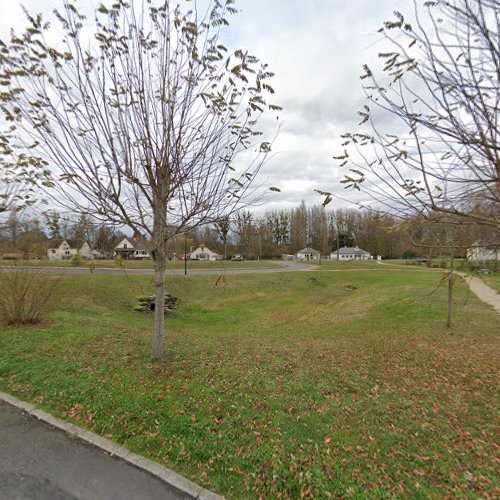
0;391;222;500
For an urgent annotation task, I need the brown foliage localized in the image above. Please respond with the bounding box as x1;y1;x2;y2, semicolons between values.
0;268;59;325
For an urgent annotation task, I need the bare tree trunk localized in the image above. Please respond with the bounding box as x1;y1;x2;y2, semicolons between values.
152;248;166;359
152;207;168;359
447;256;454;328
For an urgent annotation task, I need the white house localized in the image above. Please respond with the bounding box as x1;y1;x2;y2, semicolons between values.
114;237;150;260
296;247;321;261
47;239;93;260
189;245;221;261
467;243;499;262
331;247;373;261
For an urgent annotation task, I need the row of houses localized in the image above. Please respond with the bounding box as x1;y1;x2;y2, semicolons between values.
45;238;499;262
47;237;223;261
46;238;375;262
294;243;500;262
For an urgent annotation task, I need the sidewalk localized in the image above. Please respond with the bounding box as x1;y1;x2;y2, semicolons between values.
460;273;500;315
0;397;217;500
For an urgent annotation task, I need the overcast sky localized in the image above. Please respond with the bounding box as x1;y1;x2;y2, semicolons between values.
1;0;405;213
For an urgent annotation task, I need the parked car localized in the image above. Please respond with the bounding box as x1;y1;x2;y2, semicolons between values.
231;255;244;261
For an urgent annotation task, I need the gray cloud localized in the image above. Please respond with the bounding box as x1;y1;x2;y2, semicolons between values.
1;0;407;212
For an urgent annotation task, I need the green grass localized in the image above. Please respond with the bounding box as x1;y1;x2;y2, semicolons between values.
0;259;283;270
314;260;384;269
482;274;500;293
0;270;498;498
315;260;433;271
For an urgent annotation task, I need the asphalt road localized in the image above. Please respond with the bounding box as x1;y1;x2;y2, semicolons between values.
0;260;314;276
0;400;191;500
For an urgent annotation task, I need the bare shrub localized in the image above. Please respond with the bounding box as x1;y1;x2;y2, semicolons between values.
0;268;60;326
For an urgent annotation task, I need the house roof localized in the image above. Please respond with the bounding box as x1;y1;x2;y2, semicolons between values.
190;246;220;256
129;237;149;251
297;247;320;254
115;236;149;251
334;247;371;255
47;238;88;250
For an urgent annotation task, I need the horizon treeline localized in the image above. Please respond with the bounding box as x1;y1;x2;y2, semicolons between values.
0;202;495;260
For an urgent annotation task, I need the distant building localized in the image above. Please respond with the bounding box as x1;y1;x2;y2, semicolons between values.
331;247;372;261
47;239;93;260
296;247;321;261
467;243;499;262
114;237;150;260
189;245;221;261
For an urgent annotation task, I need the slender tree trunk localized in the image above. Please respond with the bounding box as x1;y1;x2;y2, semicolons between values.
151;205;168;359
152;247;166;359
447;255;454;328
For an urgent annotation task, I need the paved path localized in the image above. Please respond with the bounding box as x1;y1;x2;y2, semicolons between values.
459;273;500;315
377;261;500;314
0;399;194;500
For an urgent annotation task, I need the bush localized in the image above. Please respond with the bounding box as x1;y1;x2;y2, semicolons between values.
70;253;84;266
402;250;417;259
0;267;60;326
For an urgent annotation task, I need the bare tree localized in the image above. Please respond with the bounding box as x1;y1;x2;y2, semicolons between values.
290;201;307;253
334;0;500;230
0;0;280;358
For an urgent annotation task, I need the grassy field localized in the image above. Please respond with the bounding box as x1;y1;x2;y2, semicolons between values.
482;274;500;293
0;259;283;270
313;260;418;270
0;269;498;498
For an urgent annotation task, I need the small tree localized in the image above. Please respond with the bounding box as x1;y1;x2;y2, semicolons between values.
0;0;280;358
214;216;231;260
334;0;499;230
70;252;84;266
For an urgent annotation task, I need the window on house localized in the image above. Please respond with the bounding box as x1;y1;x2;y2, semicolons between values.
124;244;127;248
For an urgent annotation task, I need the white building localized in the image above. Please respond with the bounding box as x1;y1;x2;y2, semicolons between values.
47;239;93;260
296;247;321;261
467;244;499;262
189;245;221;261
114;237;150;260
331;247;372;261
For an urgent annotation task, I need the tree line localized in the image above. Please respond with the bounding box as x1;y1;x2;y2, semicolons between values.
2;202;492;261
